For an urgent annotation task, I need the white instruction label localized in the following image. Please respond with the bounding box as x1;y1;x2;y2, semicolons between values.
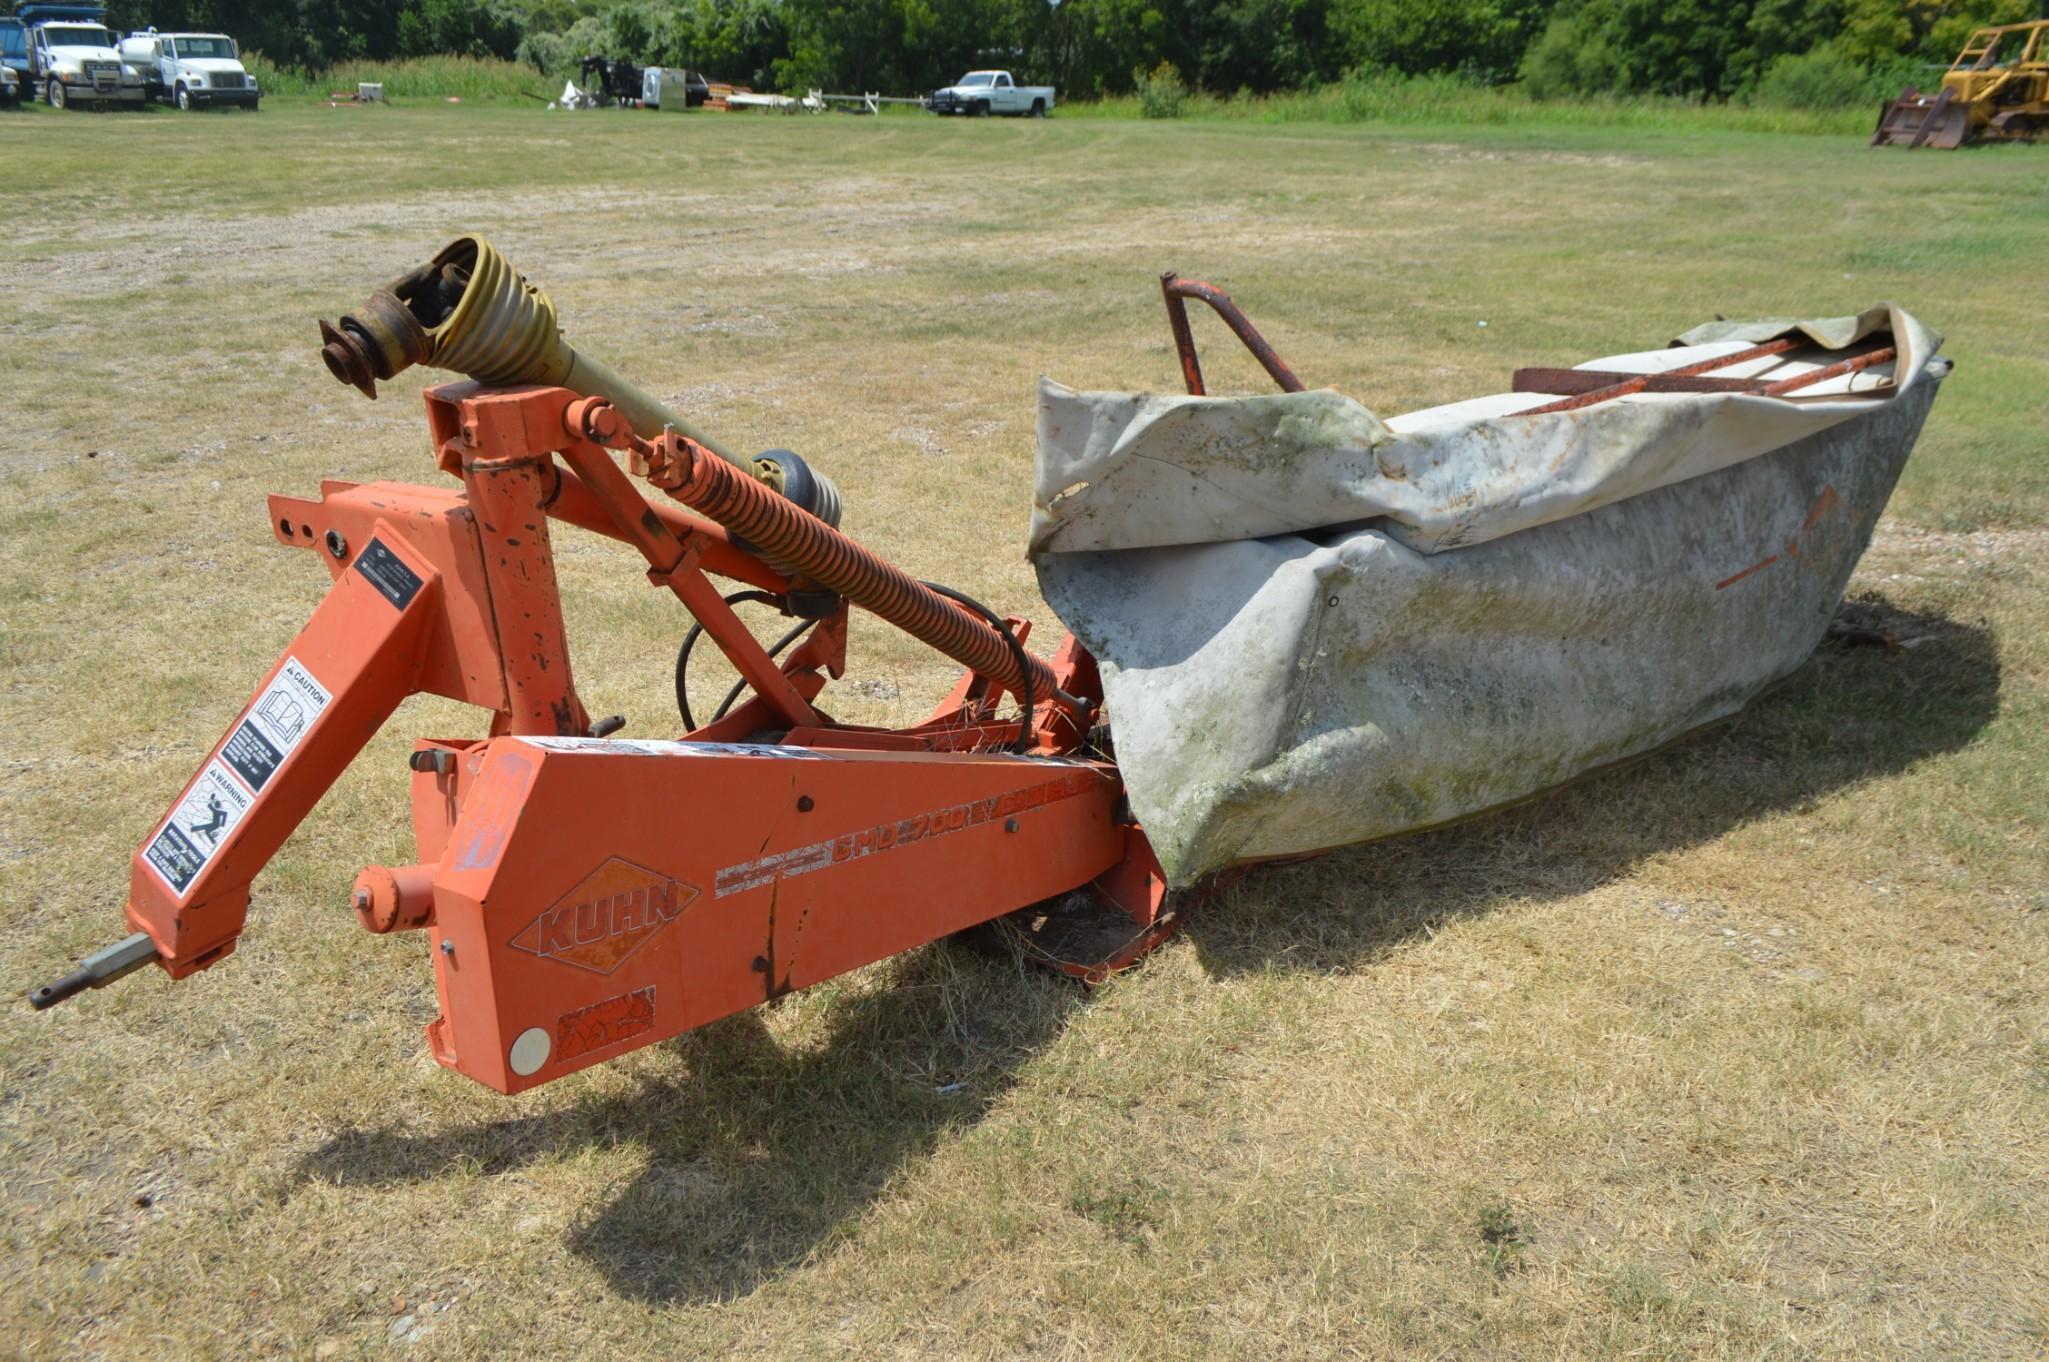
250;657;331;755
141;655;331;899
219;656;332;794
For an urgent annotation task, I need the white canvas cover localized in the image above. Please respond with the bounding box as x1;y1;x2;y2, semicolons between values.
1030;308;1947;887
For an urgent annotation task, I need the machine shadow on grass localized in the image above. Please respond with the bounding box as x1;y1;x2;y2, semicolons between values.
1186;596;2002;977
293;596;1995;1306
296;948;1082;1306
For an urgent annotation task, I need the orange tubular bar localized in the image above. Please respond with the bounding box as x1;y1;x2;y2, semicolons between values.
545;462;788;595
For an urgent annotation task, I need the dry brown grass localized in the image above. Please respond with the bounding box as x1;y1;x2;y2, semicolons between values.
0;106;2044;1359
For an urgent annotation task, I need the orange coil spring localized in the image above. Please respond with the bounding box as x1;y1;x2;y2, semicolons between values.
668;439;1072;712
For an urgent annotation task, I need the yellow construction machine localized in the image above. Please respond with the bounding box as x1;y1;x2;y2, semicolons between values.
1873;20;2048;147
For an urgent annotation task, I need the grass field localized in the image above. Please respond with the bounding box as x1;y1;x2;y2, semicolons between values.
225;54;1882;136
1;103;2045;1359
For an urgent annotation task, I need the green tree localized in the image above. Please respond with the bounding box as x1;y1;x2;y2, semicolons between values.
1332;0;1556;84
396;0;523;60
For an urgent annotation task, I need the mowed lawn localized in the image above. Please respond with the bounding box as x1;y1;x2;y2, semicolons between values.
0;102;2044;1359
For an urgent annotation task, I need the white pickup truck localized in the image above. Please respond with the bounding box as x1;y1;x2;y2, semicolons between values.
26;15;144;108
928;70;1054;117
118;30;259;109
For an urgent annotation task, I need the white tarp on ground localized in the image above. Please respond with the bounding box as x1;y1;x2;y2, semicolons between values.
1030;307;1947;887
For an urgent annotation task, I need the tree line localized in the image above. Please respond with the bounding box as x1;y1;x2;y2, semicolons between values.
47;0;2049;101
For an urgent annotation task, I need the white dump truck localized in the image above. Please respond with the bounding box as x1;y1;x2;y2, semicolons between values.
1;16;27;105
118;29;260;109
927;70;1054;117
22;5;144;109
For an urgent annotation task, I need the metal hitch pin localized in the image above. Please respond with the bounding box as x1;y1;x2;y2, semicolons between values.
28;932;160;1011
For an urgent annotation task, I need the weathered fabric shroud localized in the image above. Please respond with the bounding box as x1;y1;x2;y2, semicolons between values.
1030;307;1946;887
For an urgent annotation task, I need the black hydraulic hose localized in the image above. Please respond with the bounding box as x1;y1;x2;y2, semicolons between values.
674;590;782;731
674;585;1038;753
711;618;816;724
920;581;1034;754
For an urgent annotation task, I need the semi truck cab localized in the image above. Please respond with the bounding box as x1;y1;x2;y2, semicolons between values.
1;19;30;103
22;3;144;108
119;30;260;109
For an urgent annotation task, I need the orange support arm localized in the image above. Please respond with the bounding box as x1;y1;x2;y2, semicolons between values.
124;528;442;977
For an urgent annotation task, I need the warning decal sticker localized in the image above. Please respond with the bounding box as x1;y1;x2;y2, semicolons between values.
354;537;424;611
141;655;331;899
142;825;204;895
143;760;254;895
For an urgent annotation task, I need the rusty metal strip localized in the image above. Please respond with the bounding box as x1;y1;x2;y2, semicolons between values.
1758;346;1897;397
1512;368;1773;396
1520;337;1806;415
1910;86;1956;148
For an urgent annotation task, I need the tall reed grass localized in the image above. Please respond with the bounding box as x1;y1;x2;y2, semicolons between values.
1065;71;1876;136
243;54;552;103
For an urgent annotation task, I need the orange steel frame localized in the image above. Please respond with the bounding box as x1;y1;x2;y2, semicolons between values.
114;382;1172;1094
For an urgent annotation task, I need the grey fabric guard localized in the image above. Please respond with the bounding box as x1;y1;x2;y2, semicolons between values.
1030;308;1946;887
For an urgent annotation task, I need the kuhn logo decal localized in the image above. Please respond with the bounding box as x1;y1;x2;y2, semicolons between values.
509;858;700;974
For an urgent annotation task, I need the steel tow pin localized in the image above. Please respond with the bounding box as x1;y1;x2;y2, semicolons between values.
29;932;160;1010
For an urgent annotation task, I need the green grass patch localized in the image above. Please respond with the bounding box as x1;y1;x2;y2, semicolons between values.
243;53;553;104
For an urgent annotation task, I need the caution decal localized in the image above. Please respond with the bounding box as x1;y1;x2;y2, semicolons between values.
141;655;332;898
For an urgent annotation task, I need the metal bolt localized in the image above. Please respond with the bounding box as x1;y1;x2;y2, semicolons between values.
325;528;349;560
1004;818;1020;833
797;795;815;812
439;940;455;958
351;887;372;913
583;403;622;443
